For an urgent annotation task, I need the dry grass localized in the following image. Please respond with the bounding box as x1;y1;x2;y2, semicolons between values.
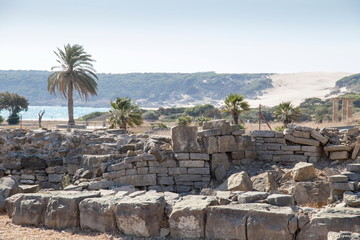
0;213;126;240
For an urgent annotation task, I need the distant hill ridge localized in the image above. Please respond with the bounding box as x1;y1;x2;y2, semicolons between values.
0;70;272;108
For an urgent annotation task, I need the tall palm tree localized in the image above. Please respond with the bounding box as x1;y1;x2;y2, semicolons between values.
223;93;250;124
48;44;98;126
274;101;301;126
108;97;143;131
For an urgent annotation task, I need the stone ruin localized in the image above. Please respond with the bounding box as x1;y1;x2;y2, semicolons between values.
0;120;360;239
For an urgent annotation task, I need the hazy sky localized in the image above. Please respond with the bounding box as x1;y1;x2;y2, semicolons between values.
0;0;359;74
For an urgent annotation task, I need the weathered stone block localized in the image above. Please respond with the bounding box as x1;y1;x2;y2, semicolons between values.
103;170;126;179
79;197;117;232
329;175;348;183
175;175;202;182
311;130;329;145
330;182;355;191
267;194;294;206
168;167;187;175
48;174;62;183
149;167;168;174
284;134;320;146
171;126;202;153
205;204;297;240
44;191;101;229
137;167;148;175
174;153;190;160
330;151;349;160
291;162;317;181
169;195;211;239
179;160;204;168
218;135;237;152
187;167;210;175
231;151;245;160
108;162;133;171
204;137;219;154
114;174;157;187
157;176;174;185
217;171;252;191
197;129;221;137
115;192;165;237
190;153;210;161
203;120;231;135
325;145;352;152
347;164;360;173
293;130;310;139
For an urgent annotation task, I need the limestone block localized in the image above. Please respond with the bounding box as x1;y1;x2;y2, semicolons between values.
171;126;202;153
204;137;218;154
203;120;231;135
4;193;23;217
114;174;157;187
284;134;320;146
79;197;117;232
168;167;187;175
197;129;221;137
179;160;204;168
329;175;348;183
187;167;210;175
292;130;310;139
251;130;275;138
297;208;360;240
205;204;297;240
347;164;360;173
330;151;349;160
324;145;352;152
291;182;330;205
352;144;360;159
301;146;321;152
251;172;278;192
217;171;252;191
0;176;20;211
266;194;294;206
279;155;308;163
218;135;237;152
21;156;47;170
245;150;257;159
12;193;49;226
115;192;165;237
328;231;360;240
157;176;174;185
294;125;313;132
330;182;355;191
87;180;115;190
343;191;360;207
343;172;360;181
103;170;126;179
211;153;230;181
44;191;101;229
174;153;190;160
169;195;211;239
237;191;269;203
107;162;133;171
175;175;202;182
190;153;210;161
291;162;317;181
149;167;168;174
310;130;329;145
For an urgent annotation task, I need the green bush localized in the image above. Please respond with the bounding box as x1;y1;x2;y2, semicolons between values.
7;113;20;125
78;111;105;121
151;123;169;129
195;116;211;126
275;126;285;132
142;110;160;120
177;114;192;126
0;116;3;124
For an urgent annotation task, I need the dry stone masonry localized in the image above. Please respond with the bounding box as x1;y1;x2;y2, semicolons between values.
1;120;360;239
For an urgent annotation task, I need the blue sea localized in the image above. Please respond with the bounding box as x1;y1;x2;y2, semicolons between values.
0;106;110;120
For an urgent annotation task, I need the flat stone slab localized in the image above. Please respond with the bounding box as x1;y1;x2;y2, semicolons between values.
267;194;294;206
343;191;360;207
237;191;269;203
205;203;297;240
347;164;360;173
329;175;348;183
330;182;355;191
324;145;353;152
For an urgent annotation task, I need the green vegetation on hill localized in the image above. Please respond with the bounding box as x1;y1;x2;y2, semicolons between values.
335;73;360;91
0;70;272;108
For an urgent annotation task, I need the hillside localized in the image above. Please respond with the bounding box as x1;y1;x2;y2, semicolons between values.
0;71;272;108
334;73;360;92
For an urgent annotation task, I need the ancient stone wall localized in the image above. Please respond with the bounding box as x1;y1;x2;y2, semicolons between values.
0;120;358;192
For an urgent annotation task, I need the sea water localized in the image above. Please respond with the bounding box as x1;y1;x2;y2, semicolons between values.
0;106;110;120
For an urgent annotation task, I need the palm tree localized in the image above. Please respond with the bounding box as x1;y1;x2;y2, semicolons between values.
223;93;250;124
108;97;143;131
48;44;98;126
274;101;301;126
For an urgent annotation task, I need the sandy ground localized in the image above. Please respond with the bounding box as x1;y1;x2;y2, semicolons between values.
248;72;352;107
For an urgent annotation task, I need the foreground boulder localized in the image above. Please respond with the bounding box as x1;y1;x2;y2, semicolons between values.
297;207;360;240
115;191;165;238
169;195;212;239
206;203;297;240
291;162;317;181
217;171;252;191
44;191;101;229
0;176;20;211
79;196;117;232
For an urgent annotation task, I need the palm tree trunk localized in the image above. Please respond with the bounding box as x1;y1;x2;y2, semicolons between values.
233;113;239;124
68;81;75;126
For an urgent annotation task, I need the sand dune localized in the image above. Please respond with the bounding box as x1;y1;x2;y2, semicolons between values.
248;72;353;107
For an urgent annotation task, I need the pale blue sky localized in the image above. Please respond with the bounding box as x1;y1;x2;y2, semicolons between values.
0;0;359;73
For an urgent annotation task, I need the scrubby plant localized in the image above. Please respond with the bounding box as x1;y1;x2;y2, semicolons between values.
274;101;301;126
195;116;211;126
108;97;143;131
151;123;169;129
177;114;192;126
275;125;285;132
223;93;250;124
7;113;20;125
142;110;160;121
